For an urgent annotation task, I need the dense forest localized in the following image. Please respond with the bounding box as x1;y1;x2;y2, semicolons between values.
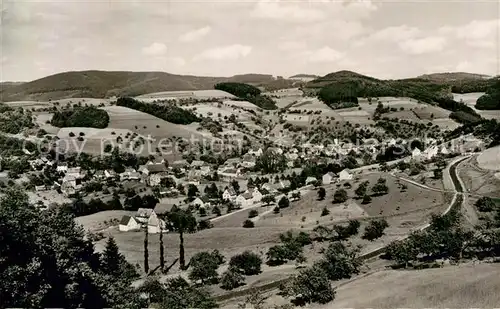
51;106;110;128
0;105;35;134
116;97;201;124
476;78;500;110
214;82;277;110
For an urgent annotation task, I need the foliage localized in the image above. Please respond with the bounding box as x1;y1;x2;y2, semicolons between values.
262;195;276;205
278;196;290;209
0;106;34;133
371;178;389;196
188;251;221;284
475;197;497;212
220;269;245;290
242;219;255;228
51;106;109;128
116;97;201;124
449;111;482;124
255;149;286;174
317;187;326;200
315;241;361;280
333;220;361;240
362;194;372;204
229;251;262;275
214;82;277;109
283;264;336;305
321;207;330;216
248;209;259;218
354;181;369;198
362;219;389;241
167;209;198;270
333;189;348;203
476;79;500;110
140;277;218;309
0;188;144;308
317;83;359;108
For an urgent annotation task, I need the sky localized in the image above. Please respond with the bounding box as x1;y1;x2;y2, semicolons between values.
1;0;499;81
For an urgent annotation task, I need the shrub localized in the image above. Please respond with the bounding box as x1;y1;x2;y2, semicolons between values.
278;196;290;209
220;269;245;290
229;251;262;275
333;189;348;203
362;219;389;241
475;197;497;212
248;209;259;218
273;206;280;214
321;207;330;217
283;265;336;305
69;132;75;137
242;219;255;228
188;251;220;284
362;195;372;204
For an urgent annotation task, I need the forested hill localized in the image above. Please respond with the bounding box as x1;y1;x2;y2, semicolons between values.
0;70;276;102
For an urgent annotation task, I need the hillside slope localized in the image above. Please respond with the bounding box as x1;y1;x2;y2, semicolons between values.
0;71;276;102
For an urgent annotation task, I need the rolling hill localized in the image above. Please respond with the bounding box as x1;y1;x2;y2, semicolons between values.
0;70;277;102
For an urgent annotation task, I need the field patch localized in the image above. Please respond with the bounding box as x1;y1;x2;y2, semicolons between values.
136;89;236;101
477;145;500;171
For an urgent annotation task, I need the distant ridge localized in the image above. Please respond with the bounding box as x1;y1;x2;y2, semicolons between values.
0;70;276;102
418;72;491;81
289;74;319;79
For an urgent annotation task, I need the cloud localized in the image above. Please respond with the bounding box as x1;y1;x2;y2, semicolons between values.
195;44;252;60
399;37;447;55
369;25;421;42
251;0;324;22
179;26;211;42
440;19;499;48
304;47;344;63
141;42;167;56
251;0;377;23
278;41;306;51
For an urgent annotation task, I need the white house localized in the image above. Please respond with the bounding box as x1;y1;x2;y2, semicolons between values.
322;172;335;185
338;169;353;181
248;148;263;157
411;148;422;159
305;177;317;185
147;211;167;234
119;215;141;232
249;188;263;203
423;146;439;160
104;169;117;179
56;162;69;173
136;208;154;224
236;192;253;208
223;187;237;201
191;197;205;208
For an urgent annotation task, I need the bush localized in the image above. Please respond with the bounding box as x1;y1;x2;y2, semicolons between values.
278;196;290;209
273;206;280;214
475;197;497;212
283;265;336;305
220;269;245;290
69;132;75;137
333;189;348;203
362;195;372;204
321;207;330;217
242;219;255;228
229;251;262;275
362;219;389;241
248;209;258;218
188;251;220;284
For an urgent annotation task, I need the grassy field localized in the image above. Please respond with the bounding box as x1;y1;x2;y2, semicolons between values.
75;210;136;232
477;145;500;171
453;92;500;120
319;263;500;308
459;156;500;197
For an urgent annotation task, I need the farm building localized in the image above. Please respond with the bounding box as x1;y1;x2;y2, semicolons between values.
236;192;254;208
339;169;353;181
223;187;237;201
322;172;335;185
305;177;317;185
119;215;141;232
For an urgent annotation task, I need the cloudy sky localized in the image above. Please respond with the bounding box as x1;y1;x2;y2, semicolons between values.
1;0;499;81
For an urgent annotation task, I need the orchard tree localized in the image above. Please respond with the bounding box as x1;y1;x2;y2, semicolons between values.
167;209;197;270
229;251;262;275
318;187;326;200
278;196;290;209
220;269;245;290
355;181;369;198
291;191;301;201
283;265;335;305
333;189;348;203
362;219;389;241
262;195;276;205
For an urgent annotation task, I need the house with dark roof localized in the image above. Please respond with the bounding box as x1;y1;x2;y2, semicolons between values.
119;215;141;232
